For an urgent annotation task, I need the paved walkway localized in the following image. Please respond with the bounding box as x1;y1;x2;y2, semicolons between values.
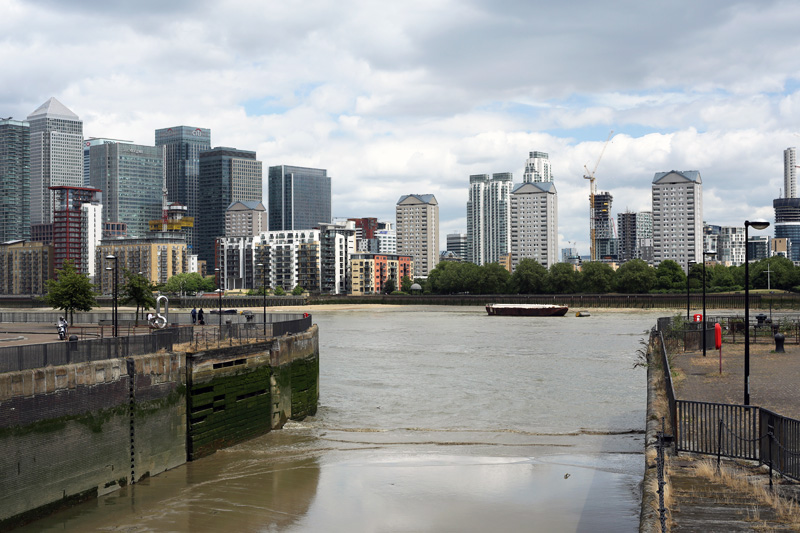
665;337;800;530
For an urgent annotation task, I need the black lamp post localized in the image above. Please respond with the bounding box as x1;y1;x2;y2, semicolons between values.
744;219;770;405
257;262;267;336
105;255;118;337
702;251;716;357
686;260;695;322
215;267;222;330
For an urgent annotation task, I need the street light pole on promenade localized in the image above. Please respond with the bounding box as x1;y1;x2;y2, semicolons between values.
744;219;770;405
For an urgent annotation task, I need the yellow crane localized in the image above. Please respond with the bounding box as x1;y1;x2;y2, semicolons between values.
583;130;613;262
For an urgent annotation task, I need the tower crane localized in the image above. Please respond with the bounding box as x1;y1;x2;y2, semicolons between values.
583;131;613;262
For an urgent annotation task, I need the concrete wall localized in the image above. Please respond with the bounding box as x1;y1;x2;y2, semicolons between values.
0;324;319;528
0;352;185;527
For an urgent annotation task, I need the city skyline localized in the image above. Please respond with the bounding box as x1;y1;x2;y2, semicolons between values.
2;1;799;256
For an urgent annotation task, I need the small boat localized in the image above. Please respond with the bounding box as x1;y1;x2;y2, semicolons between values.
485;303;569;317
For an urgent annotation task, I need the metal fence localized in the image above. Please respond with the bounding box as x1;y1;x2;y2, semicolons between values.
0;315;312;373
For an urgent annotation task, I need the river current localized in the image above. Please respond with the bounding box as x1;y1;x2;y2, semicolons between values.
19;306;665;532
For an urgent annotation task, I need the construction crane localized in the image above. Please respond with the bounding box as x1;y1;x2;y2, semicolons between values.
583;131;613;262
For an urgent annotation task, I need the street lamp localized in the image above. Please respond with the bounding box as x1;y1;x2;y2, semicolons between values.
257;262;267;336
686;260;695;322
105;255;118;337
744;219;770;405
702;251;716;357
215;267;222;329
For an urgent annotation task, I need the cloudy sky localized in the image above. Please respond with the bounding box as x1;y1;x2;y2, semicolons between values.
3;0;800;255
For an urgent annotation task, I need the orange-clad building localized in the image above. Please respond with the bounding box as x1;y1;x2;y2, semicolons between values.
350;253;414;295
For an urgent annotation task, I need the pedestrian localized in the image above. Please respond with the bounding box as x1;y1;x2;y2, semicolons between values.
147;312;154;327
191;307;197;325
198;308;205;325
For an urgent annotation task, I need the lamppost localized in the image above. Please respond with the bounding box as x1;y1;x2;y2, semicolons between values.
744;219;770;405
215;267;222;329
105;255;118;337
686;260;695;322
702;251;716;357
257;262;267;336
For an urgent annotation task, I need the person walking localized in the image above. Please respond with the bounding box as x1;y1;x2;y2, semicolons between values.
191;307;197;325
198;308;205;325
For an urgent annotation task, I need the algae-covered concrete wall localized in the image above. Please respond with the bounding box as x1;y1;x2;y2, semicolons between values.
0;352;186;528
270;325;319;428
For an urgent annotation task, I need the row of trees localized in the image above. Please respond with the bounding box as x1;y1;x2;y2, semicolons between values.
421;256;800;295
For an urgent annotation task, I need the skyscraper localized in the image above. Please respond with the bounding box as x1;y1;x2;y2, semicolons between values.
50;186;102;276
652;170;703;269
268;165;331;231
618;211;654;264
0;118;30;242
466;173;513;265
84;138;133;188
446;232;468;260
155;126;211;254
785;147;797;199
510;181;558;269
396;194;439;277
89;143;164;239
27;98;83;225
522;151;552;183
198;147;263;265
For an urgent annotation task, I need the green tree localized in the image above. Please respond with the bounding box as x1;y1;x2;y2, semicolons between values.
274;286;286;296
547;263;579;294
120;270;156;325
400;275;413;293
708;264;738;292
579;261;615;293
476;263;511;294
655;260;686;291
292;285;305;296
383;278;396;294
615;259;656;293
509;258;548;294
751;257;797;291
164;272;214;295
44;260;98;325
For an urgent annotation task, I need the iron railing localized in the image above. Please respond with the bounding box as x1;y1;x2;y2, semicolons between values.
0;315;312;373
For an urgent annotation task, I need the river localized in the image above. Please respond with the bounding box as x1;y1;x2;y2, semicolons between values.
17;306;664;532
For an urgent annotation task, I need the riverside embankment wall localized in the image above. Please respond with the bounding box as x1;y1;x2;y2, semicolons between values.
0;324;319;528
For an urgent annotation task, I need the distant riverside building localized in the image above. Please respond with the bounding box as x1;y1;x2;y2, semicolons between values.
348;217;379;251
319;221;357;294
652;170;703;269
703;225;745;266
30;223;53;244
155;126;211;255
467;173;512;266
785;147;797;199
83;138;133;188
617;211;653;264
774;198;800;262
523;151;552;183
97;234;188;293
561;247;580;265
27;98;83;226
0;240;52;295
89;142;163;239
396;194;439;277
593;191;617;262
198;147;262;266
225;200;266;237
350;253;414;295
50;186;102;278
510;181;558;269
372;222;397;254
747;235;771;262
617;211;637;263
268;165;331;231
635;211;654;263
446;232;467;261
0;118;30;242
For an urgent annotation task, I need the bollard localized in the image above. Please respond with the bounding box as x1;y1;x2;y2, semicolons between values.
774;332;785;353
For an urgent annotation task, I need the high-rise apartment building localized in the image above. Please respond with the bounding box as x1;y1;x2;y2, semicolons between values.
373;222;397;254
268;165;331;231
652;170;703;269
396;194;439;277
198;147;262;265
50;186;102;278
703;224;745;266
97;233;188;292
617;211;637;263
509;182;558;269
27;98;83;226
593;191;617;262
225;200;266;237
466;173;513;265
0;118;30;242
523;151;552;183
155;126;211;255
635;211;654;263
89;143;164;239
0;241;52;295
785;147;797;199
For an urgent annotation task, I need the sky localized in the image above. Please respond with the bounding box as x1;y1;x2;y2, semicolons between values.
3;0;800;255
